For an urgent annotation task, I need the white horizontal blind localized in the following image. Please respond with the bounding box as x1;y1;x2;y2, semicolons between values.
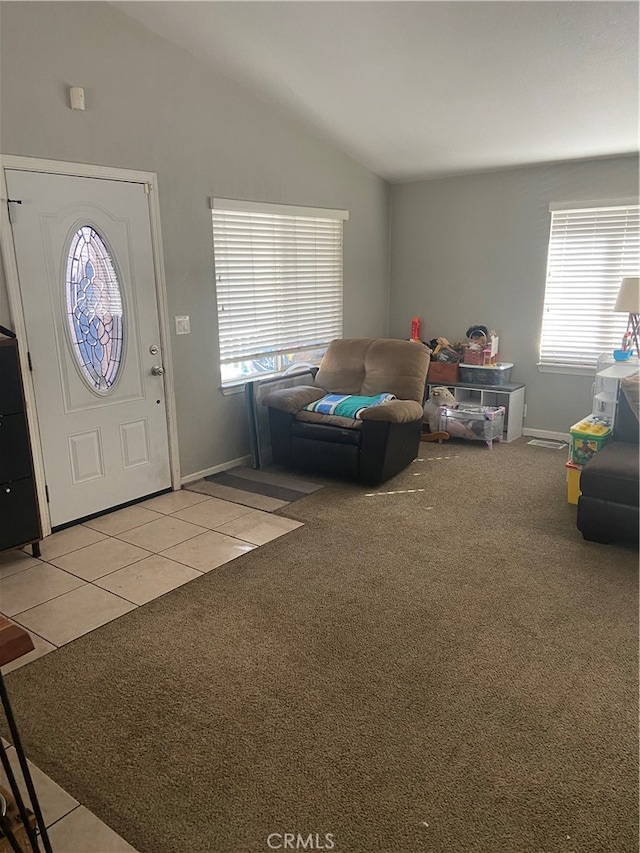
212;206;344;376
539;203;640;366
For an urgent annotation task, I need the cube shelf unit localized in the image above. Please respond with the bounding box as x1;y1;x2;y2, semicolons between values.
426;380;526;443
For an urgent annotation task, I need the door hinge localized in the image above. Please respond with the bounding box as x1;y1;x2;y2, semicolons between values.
144;183;151;195
27;351;33;371
6;198;22;223
45;485;50;503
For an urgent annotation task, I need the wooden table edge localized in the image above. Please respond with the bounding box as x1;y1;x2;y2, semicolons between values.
0;616;35;668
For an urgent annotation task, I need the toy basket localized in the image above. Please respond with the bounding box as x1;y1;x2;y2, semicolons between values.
462;347;485;365
438;404;505;448
428;361;459;383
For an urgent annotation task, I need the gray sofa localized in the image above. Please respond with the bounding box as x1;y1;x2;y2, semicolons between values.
577;373;639;545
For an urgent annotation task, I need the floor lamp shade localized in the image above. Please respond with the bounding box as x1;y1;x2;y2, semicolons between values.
614;277;640;355
614;277;640;313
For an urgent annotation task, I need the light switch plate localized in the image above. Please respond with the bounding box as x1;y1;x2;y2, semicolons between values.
175;315;190;335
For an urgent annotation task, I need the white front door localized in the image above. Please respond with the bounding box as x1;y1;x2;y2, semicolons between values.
5;170;172;527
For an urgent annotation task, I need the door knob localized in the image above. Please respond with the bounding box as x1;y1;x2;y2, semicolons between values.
151;365;165;376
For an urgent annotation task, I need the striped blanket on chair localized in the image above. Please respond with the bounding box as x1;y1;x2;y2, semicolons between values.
303;393;396;420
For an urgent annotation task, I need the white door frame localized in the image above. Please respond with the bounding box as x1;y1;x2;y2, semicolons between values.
0;155;181;536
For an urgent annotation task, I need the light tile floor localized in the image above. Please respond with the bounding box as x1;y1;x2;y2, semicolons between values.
0;488;303;852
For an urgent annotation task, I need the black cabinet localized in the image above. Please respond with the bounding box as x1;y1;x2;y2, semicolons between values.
0;338;42;554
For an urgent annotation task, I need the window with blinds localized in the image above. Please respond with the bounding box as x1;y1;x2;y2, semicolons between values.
539;200;640;367
211;198;347;385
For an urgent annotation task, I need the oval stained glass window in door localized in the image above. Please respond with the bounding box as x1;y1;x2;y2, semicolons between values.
65;226;124;391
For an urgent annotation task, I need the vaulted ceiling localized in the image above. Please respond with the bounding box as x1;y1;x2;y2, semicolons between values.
117;1;639;183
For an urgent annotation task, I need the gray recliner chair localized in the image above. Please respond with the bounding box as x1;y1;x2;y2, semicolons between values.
262;337;431;485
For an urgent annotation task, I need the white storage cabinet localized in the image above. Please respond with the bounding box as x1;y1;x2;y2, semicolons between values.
592;354;639;429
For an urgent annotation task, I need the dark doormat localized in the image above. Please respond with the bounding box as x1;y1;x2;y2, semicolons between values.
184;466;323;510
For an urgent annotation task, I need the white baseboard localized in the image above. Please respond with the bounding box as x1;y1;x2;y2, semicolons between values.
181;455;252;485
523;428;570;442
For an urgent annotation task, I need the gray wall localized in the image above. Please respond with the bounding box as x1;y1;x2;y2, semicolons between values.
0;1;390;477
389;156;639;433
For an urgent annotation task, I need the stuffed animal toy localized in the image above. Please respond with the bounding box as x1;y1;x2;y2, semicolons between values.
423;386;457;433
427;336;451;352
443;415;479;440
466;325;489;347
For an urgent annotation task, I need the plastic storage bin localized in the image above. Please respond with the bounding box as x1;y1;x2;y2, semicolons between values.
458;363;513;385
569;416;611;465
566;461;582;505
438;404;505;447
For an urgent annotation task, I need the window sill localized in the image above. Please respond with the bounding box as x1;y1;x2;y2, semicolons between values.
220;370;284;395
537;363;594;376
220;365;319;396
220;381;247;396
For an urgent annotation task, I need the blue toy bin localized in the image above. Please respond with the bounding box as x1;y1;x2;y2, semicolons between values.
613;349;633;361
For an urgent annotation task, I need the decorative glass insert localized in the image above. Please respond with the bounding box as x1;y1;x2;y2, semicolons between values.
65;226;124;391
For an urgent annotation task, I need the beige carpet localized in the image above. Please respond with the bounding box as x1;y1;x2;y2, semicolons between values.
4;438;638;853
